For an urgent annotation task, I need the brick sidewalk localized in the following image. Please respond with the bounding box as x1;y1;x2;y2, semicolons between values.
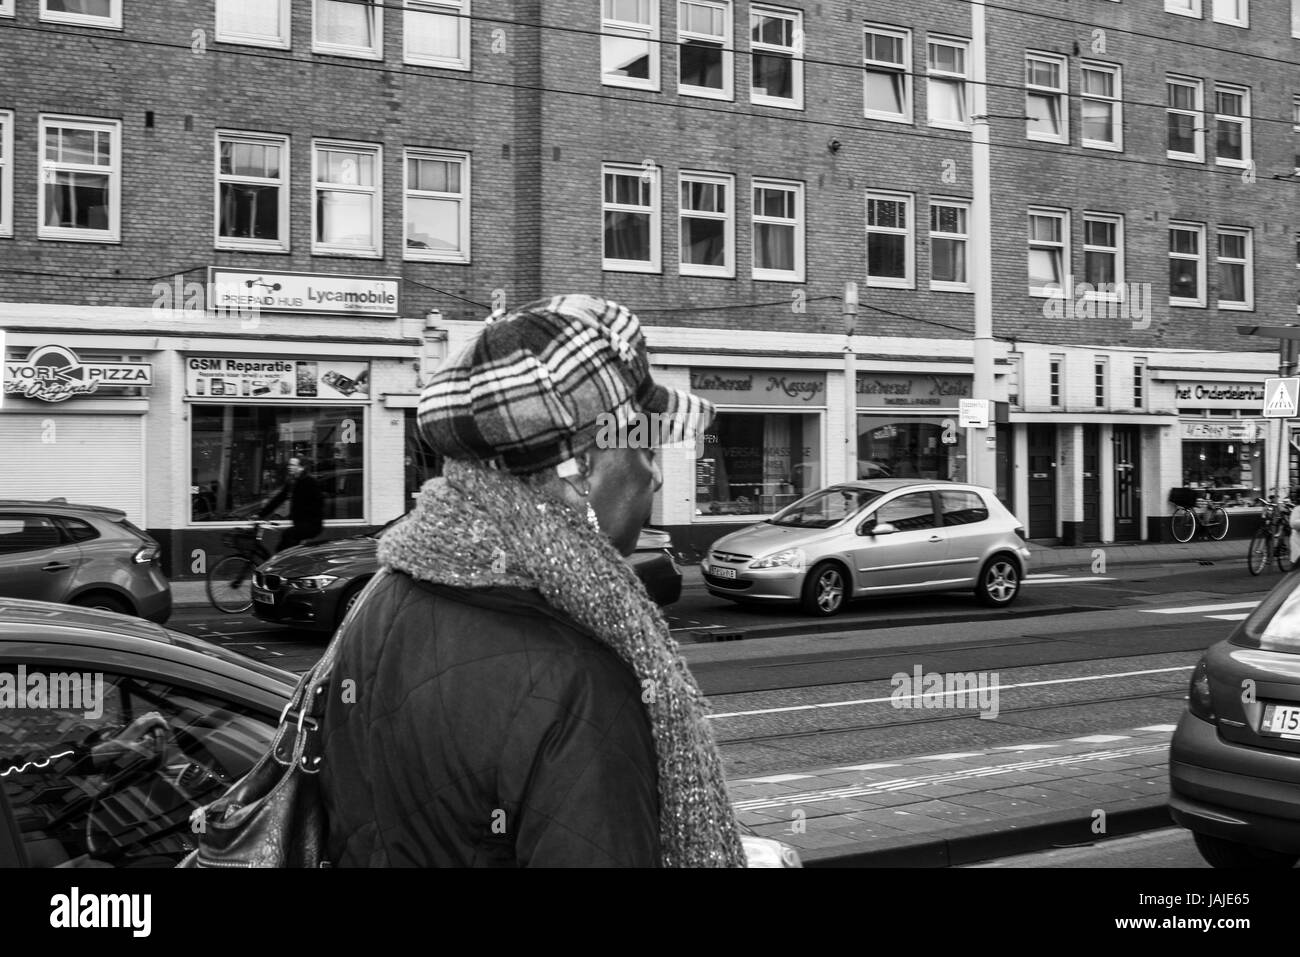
729;725;1176;867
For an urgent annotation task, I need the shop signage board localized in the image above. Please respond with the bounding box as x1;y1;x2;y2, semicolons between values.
689;369;827;406
185;357;371;400
1263;378;1299;418
959;398;990;428
1175;381;1266;410
1182;421;1257;441
207;268;401;317
857;373;972;409
4;344;153;403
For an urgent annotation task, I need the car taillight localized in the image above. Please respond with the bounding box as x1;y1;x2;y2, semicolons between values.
1188;657;1215;723
132;544;159;564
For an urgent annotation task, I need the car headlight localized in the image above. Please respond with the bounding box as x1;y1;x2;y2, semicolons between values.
287;575;340;591
749;548;806;570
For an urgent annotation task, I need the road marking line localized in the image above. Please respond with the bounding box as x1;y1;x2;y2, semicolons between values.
1207;613;1251;621
1142;601;1260;615
1070;734;1130;743
830;763;903;772
1024;576;1114;584
914;752;984;761
1135;724;1178;732
741;773;815;784
708;666;1193;719
991;743;1058;751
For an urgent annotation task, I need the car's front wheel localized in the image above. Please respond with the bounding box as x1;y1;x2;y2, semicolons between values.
801;561;848;617
1193;833;1299;869
975;555;1021;608
334;579;370;631
71;592;131;616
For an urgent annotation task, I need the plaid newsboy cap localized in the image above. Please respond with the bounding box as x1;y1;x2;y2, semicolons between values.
417;294;715;476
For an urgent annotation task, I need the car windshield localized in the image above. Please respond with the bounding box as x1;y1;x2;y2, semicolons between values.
1238;573;1300;653
770;487;883;529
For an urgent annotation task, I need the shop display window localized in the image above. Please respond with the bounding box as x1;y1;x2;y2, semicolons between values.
856;416;967;482
1181;438;1263;505
696;412;821;517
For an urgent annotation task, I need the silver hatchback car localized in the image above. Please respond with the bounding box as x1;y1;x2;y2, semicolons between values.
703;480;1030;617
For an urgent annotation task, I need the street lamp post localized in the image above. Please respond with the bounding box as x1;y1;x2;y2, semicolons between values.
844;281;859;483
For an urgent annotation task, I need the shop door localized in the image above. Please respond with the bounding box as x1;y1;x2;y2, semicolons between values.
1081;425;1100;541
1027;425;1057;539
1113;425;1142;542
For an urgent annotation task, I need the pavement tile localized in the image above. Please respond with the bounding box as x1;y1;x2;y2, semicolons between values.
901;782;988;798
841;790;931;808
778;830;864;850
793;797;886;816
1074;772;1140;786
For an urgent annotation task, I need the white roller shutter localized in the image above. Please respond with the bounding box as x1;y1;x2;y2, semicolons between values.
0;414;145;524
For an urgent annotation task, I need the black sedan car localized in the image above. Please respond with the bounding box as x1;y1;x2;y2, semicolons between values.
251;522;684;632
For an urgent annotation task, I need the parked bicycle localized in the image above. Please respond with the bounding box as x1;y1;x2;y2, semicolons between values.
206;520;276;613
1168;488;1229;543
1248;497;1294;576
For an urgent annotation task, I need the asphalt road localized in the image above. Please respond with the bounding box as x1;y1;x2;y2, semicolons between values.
968;827;1208;868
170;556;1281;779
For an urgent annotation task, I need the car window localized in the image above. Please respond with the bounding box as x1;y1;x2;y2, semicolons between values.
875;492;938;531
0;515;63;555
56;517;101;544
771;487;883;528
939;490;989;526
0;667;276;868
1239;576;1300;653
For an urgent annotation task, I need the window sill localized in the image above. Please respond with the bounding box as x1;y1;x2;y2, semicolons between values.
679;86;735;102
404;251;471;264
312;247;383;259
865;111;913;124
1166;152;1205;163
751;96;803;111
602;261;662;274
1027;133;1069;145
930;282;972;293
866;278;915;290
404;55;471;71
928;120;972;132
215;34;291;49
39;13;121;29
1217;302;1254;311
38;229;121;244
1169;298;1207;308
1082;141;1123;152
216;239;290;254
752;270;804;283
603;77;661;92
311;44;384;61
679;265;736;279
1215;158;1251;169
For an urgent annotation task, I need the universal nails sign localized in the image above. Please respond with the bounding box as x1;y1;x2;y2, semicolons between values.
5;345;153;403
857;373;972;408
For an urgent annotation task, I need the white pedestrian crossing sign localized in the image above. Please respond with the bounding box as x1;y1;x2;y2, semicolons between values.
1264;377;1300;418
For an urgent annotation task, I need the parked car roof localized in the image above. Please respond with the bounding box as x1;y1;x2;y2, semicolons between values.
0;499;127;519
830;479;977;493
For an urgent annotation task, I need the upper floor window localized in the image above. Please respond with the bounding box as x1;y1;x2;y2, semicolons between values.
0;1;12;17
1169;221;1206;306
602;0;659;89
313;141;383;257
40;0;121;28
216;132;289;252
752;178;803;282
405;0;471;70
864;25;911;122
314;0;382;59
1025;52;1068;143
215;0;291;48
930;199;970;291
1166;76;1204;162
1083;213;1123;292
603;163;661;272
0;111;11;238
1213;84;1250;168
1094;359;1107;409
1212;0;1247;26
927;36;969;129
1049;357;1063;407
39;116;121;243
1165;0;1202;16
865;190;913;289
750;5;802;109
1028;208;1069;297
405;149;470;262
1294;0;1300;37
678;0;732;100
1133;360;1145;409
1293;96;1300;173
1081;62;1122;151
679;171;734;277
1217;227;1252;310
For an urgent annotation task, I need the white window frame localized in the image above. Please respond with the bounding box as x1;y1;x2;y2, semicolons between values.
863;24;911;123
929;198;970;292
40;0;121;29
0;0;14;17
1212;0;1247;27
749;5;802;110
404;149;470;263
38;115;121;243
1165;0;1202;17
865;190;914;289
313;0;383;60
215;0;291;49
1133;359;1145;410
926;35;970;130
1294;0;1300;38
0;111;11;238
1216;226;1253;311
405;0;471;71
678;0;733;101
1027;207;1069;298
751;177;803;283
1213;84;1251;169
312;140;384;258
214;131;290;253
679;171;734;278
1025;51;1068;144
1167;76;1204;163
602;0;660;91
1080;61;1122;152
1082;212;1124;298
1049;356;1063;408
1094;358;1108;409
1169;221;1207;307
602;163;661;273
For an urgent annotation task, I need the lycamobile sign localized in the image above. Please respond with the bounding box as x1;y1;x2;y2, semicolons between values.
208;268;400;316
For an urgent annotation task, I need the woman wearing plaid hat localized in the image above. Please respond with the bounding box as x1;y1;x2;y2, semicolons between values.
317;295;746;867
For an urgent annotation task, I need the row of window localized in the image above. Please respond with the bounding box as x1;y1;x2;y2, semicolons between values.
0;1;472;68
0;114;470;258
1166;0;1249;27
1044;356;1147;411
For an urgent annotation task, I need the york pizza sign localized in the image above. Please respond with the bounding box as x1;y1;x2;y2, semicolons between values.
4;345;153;403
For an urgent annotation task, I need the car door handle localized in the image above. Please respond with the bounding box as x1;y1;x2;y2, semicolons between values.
42;562;72;572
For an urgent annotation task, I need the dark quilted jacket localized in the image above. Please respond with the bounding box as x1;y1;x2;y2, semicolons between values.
318;570;661;867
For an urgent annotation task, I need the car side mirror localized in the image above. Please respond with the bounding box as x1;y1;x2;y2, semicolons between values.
871;522;899;535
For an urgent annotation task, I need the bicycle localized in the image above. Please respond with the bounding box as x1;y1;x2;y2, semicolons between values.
206;520;276;614
1248;497;1294;576
1168;488;1229;543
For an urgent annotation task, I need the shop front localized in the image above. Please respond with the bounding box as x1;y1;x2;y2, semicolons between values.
1174;379;1268;510
856;372;972;483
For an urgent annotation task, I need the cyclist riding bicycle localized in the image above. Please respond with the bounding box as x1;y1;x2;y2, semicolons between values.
259;456;324;552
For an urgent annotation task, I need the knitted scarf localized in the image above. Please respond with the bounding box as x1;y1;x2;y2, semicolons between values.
376;459;747;868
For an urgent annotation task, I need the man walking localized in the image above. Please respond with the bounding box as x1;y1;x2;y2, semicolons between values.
260;456;324;552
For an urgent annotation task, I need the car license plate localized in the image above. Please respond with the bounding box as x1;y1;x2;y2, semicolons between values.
252;585;274;605
709;565;737;580
1261;704;1300;738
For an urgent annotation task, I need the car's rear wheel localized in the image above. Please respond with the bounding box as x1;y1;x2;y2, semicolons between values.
71;592;131;616
801;561;848;617
1193;833;1299;869
975;555;1021;608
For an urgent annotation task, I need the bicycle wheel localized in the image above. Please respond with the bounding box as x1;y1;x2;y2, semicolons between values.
1170;507;1195;543
1207;506;1229;541
207;554;256;614
1248;529;1271;575
1277;532;1293;573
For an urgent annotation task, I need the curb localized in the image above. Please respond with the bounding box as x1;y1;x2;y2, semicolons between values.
800;796;1173;868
